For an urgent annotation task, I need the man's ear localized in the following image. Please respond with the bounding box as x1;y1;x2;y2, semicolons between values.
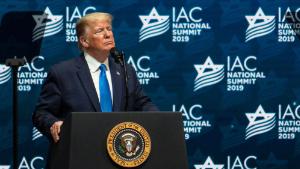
79;36;89;48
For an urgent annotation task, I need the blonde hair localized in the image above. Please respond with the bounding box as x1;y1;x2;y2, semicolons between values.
76;12;113;50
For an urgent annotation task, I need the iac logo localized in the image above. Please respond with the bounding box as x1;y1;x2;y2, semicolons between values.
0;156;44;169
278;102;300;140
127;56;159;85
194;56;266;92
245;7;300;43
172;104;212;140
19;156;44;169
194;57;224;91
32;7;63;41
0;56;47;92
245;103;300;140
194;156;257;169
245;8;275;42
17;56;47;92
139;7;211;43
65;6;96;42
245;105;276;140
32;6;97;42
138;8;170;42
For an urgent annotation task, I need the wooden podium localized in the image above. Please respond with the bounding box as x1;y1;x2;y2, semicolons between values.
48;112;189;169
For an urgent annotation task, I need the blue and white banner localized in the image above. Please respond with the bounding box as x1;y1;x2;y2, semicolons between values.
1;1;300;169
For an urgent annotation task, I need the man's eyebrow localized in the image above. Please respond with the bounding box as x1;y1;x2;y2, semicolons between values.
94;27;104;31
95;26;111;29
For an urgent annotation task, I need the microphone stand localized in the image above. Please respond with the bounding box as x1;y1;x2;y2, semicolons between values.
5;58;25;169
111;48;129;111
120;52;129;111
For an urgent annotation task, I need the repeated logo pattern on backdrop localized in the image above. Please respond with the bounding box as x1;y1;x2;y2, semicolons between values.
139;6;211;43
1;1;300;169
194;56;266;92
245;7;300;43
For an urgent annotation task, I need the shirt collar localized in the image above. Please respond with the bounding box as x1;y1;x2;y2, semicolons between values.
84;52;110;73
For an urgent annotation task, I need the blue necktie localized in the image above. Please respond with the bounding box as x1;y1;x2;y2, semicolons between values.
99;64;112;112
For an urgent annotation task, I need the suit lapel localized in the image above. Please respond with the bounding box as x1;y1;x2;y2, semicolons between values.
75;56;100;112
109;57;123;111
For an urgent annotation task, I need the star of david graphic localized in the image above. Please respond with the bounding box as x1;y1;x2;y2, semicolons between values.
194;156;224;169
194;57;223;80
246;105;275;127
139;8;169;29
32;7;62;30
245;8;275;30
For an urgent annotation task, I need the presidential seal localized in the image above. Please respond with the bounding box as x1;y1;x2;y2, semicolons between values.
107;122;151;168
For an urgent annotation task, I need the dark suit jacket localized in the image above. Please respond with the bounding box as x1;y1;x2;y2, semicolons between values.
32;55;158;140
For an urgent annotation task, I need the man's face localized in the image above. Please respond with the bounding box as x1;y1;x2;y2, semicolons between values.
83;19;115;53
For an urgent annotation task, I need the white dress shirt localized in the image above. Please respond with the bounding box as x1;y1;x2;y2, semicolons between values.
84;52;113;104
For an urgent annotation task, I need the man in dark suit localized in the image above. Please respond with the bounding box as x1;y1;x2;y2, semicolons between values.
32;12;158;144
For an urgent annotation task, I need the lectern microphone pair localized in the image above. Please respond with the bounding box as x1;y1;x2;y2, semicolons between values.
49;112;189;169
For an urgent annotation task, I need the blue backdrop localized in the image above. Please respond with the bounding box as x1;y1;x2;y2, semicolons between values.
1;0;300;168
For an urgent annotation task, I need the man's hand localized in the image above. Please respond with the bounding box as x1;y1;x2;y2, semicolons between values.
50;121;63;143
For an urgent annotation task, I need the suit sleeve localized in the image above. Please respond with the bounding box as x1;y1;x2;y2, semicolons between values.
32;66;62;140
127;65;159;111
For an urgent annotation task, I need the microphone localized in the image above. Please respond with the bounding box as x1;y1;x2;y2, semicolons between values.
109;47;129;110
110;47;124;66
